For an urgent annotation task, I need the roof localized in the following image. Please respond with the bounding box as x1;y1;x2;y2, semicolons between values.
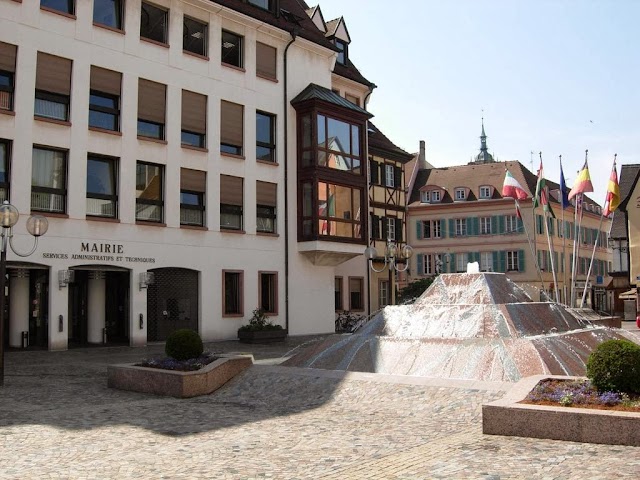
332;58;376;88
211;0;337;52
408;160;601;208
325;18;340;37
611;164;640;238
367;122;413;163
290;83;373;117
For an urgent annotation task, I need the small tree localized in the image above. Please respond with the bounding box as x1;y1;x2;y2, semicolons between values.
586;339;640;393
397;277;435;305
165;329;203;361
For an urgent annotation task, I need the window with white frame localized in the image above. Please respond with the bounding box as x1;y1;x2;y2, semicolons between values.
454;188;466;201
455;218;467;236
420;191;429;203
379;280;389;307
480;216;491;235
505;214;518;233
431;190;441;202
480;252;493;271
507;251;520;271
387;217;396;241
479;186;491;199
422;219;441;239
385;164;394;187
456;254;466;273
424;253;444;275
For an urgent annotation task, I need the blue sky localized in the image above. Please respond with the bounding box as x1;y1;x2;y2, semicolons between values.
316;0;640;202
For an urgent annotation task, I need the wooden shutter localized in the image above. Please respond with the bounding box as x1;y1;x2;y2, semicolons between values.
449;219;455;237
416;220;422;240
180;168;206;193
440;219;446;238
394;166;402;189
256;181;276;207
138;79;166;124
256;42;276;79
182;90;207;134
36;52;71;95
90;66;121;96
220;100;243;148
0;42;17;72
395;218;403;242
417;254;423;275
380;164;386;186
369;159;379;184
519;249;526;272
220;175;243;206
371;214;380;240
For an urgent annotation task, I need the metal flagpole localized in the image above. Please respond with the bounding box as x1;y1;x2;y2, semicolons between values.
570;193;581;307
517;198;546;292
580;209;606;308
543;208;560;302
560;155;568;305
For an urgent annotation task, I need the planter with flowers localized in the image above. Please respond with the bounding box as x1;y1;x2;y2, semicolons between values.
237;308;287;344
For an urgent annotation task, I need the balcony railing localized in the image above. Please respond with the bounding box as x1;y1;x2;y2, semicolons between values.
31;191;65;213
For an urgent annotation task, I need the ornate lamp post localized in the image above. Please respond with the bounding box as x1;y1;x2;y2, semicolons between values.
0;201;48;386
365;238;413;307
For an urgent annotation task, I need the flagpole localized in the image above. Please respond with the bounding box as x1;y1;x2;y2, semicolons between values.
570;194;580;307
580;154;617;308
560;155;568;305
517;198;546;292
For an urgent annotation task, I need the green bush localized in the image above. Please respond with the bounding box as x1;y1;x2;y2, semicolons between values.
238;308;284;332
165;329;203;361
397;277;435;304
586;339;640;393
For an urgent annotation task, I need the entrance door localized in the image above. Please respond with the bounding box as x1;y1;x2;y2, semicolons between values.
147;268;198;341
29;270;49;349
105;271;129;344
68;270;88;346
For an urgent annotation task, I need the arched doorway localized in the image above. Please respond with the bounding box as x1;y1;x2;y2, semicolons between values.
147;268;199;341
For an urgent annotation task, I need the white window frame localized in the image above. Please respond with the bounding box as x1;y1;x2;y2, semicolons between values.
480;252;492;272
387;217;396;241
385;164;394;187
479;186;491;199
455;218;466;236
456;254;466;273
454;188;466;201
431;190;441;202
480;216;491;235
507;251;519;271
420;190;429;203
432;220;441;238
505;215;518;233
379;280;389;307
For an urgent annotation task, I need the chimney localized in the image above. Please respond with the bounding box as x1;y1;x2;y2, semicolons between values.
419;140;427;170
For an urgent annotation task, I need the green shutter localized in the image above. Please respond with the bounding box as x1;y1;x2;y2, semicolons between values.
518;249;525;272
516;217;523;234
548;217;554;235
498;215;505;234
499;251;506;273
492;251;499;271
417;254;424;276
449;253;456;273
449;219;455;237
416;220;423;240
491;216;498;235
440;219;446;238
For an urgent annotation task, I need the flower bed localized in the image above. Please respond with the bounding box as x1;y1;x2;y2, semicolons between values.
136;353;219;372
483;375;640;446
108;353;253;398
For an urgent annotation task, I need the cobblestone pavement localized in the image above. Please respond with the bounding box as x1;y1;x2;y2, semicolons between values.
1;336;639;479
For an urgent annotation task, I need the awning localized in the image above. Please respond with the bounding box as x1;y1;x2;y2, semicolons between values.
619;289;637;300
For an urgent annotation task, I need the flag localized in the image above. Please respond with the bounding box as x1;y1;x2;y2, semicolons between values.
602;161;620;217
568;159;594;200
502;170;528;200
559;158;570;209
533;159;555;218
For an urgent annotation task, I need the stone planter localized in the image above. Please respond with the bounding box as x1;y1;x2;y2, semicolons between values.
107;353;253;398
483;375;640;447
237;328;287;344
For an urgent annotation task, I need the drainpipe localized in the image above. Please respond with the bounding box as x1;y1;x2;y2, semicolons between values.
283;28;297;333
363;85;376;316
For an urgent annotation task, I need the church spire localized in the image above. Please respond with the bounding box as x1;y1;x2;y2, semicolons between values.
471;116;495;164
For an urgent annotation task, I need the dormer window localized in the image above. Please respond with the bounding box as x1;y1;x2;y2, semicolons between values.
247;0;271;9
454;188;466;201
335;39;347;65
431;190;441;202
420;190;441;203
479;186;491;199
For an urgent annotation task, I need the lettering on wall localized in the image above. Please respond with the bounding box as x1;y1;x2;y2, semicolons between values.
41;242;156;263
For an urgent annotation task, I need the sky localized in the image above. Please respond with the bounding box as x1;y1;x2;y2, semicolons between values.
315;0;640;203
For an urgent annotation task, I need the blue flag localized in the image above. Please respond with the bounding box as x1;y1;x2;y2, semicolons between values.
559;159;570;209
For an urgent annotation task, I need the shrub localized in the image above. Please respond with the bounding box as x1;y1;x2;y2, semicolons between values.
165;329;203;361
238;308;284;332
397;277;435;305
586;339;640;393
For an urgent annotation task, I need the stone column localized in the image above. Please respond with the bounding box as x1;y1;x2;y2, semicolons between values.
9;269;29;348
87;271;106;344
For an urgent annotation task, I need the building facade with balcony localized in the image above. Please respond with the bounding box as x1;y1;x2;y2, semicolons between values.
0;0;377;350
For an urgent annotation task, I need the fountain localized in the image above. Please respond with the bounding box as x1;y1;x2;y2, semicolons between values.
285;273;640;382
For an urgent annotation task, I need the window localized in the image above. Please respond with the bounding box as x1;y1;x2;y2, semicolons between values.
348;277;363;311
93;0;122;29
31;147;67;213
180;168;206;227
220;100;243;155
386;217;396;241
41;0;74;15
183;16;207;57
0;140;10;202
248;0;271;10
480;252;493;272
456;254;466;273
89;66;121;131
479;186;491;199
379;280;389;307
181;90;207;148
0;42;16;112
135;162;163;222
335;39;347;65
507;251;520;271
220;175;243;230
431;190;441;202
137;79;166;140
421;219;441;239
345;94;360;106
505;215;518;233
256;112;276;162
317;182;362;239
221;30;243;68
423;253;445;275
223;270;243;316
335;277;343;310
256;181;277;233
259;271;277;314
256;42;276;80
480;216;491;235
454;188;466;201
35;53;72;121
455;218;467;236
315;114;362;174
86;155;118;218
385;164;394;187
140;2;168;44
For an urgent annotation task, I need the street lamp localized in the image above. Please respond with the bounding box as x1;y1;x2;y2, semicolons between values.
364;237;413;273
0;201;48;386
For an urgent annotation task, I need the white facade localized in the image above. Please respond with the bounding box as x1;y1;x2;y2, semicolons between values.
0;0;366;350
